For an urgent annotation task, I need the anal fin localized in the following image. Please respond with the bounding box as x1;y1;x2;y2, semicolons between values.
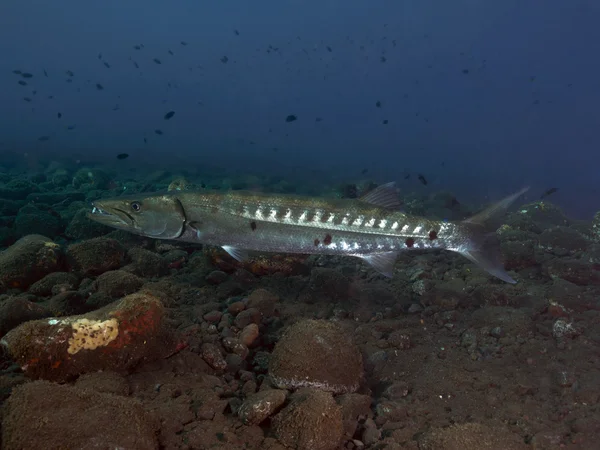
359;252;398;277
222;246;249;262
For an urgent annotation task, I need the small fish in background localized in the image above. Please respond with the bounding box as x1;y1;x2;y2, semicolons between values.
98;53;102;59
220;56;229;63
286;114;297;122
103;62;111;68
361;168;368;175
376;100;382;108
143;137;148;144
154;129;163;135
164;111;175;120
23;97;32;102
12;69;22;74
66;70;74;77
43;69;48;77
234;29;240;36
382;119;388;124
67;125;76;130
153;58;161;64
180;41;188;46
21;72;33;78
168;50;174;55
96;83;104;90
57;112;62;118
116;153;129;160
38;136;50;141
18;80;27;86
133;61;139;68
315;117;323;122
418;174;428;185
540;187;558;199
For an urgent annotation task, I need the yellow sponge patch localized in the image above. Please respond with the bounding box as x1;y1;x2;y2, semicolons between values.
67;318;119;355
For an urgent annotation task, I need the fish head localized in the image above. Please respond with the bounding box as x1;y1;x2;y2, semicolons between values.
88;193;186;239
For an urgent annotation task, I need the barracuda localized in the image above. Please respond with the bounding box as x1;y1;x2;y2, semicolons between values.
87;183;529;283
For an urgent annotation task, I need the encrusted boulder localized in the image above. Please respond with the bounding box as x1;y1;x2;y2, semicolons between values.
269;319;363;394
0;235;62;293
1;290;169;382
273;388;343;450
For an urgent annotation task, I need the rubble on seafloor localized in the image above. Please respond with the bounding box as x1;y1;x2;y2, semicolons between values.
0;163;599;449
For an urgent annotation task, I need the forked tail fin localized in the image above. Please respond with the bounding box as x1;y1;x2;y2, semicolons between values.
458;187;529;283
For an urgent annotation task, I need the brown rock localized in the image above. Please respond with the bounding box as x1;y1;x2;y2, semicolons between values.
66;237;125;276
0;296;51;337
1;291;168;382
235;307;261;328
222;337;249;359
203;310;223;323
238;389;287;425
2;381;158;450
206;270;228;285
419;422;529;450
126;247;169;278
247;288;279;317
201;342;227;371
93;270;143;297
28;272;79;296
336;393;373;438
239;323;260;347
269;319;363;394
0;235;62;293
75;370;130;396
273;388;343;450
227;300;245;315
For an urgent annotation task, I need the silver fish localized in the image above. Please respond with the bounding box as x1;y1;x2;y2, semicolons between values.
87;183;529;283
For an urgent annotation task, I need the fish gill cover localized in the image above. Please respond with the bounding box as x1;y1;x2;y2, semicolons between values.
0;1;600;449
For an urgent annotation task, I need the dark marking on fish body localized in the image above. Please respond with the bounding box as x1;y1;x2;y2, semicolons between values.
250;221;257;231
405;238;415;248
429;230;437;240
314;238;320;246
323;234;332;245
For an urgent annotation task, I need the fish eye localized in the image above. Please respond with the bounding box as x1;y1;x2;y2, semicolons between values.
130;201;141;212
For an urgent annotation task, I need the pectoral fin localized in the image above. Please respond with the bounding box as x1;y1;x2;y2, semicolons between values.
359;252;398;277
222;246;249;262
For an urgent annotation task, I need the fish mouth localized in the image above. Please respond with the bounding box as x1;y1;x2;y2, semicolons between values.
87;203;133;227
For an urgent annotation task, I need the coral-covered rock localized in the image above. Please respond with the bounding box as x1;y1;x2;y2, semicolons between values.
125;248;169;278
2;381;159;450
418;422;528;450
247;288;279;317
0;296;51;337
66;237;125;276
93;270;144;298
1;291;168;382
273;388;343;450
28;272;79;296
299;268;350;303
0;235;62;292
14;205;63;238
238;389;287;425
545;258;600;286
538;226;589;253
65;208;112;240
269;319;363;394
74;371;130;396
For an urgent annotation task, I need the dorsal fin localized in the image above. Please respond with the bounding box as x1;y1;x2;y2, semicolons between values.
359;182;402;209
464;186;530;227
